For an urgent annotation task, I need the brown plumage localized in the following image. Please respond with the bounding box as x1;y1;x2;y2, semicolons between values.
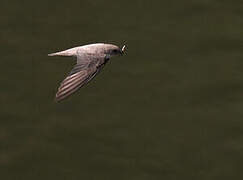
48;43;125;102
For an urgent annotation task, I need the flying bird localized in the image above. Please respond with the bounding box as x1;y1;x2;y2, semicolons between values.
48;43;126;102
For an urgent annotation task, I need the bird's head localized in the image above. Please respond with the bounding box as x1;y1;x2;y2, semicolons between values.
104;44;126;57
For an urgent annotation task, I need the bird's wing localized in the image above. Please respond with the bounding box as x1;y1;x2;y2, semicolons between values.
55;54;107;102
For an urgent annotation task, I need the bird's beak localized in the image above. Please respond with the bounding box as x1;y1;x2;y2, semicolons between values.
120;45;126;56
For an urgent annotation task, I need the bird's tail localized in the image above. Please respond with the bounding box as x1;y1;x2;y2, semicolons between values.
48;47;78;57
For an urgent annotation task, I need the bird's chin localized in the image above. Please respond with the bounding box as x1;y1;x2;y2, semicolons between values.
111;54;121;58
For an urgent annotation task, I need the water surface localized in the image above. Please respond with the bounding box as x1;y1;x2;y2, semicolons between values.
1;0;243;179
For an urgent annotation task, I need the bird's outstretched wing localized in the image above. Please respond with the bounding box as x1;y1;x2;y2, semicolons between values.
55;54;107;102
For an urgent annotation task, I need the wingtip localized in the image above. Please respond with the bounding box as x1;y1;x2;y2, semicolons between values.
55;92;67;103
54;95;62;103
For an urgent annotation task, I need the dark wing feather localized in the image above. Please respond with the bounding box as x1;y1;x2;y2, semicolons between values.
69;64;86;76
55;57;106;102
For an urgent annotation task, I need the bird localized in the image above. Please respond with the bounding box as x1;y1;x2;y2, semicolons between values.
48;43;126;102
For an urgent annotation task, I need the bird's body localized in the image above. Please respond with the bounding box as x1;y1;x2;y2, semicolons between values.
48;43;125;102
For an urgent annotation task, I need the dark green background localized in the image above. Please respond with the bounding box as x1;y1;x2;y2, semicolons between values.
1;0;243;179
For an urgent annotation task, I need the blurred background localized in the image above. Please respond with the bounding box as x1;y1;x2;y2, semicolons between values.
1;0;243;179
